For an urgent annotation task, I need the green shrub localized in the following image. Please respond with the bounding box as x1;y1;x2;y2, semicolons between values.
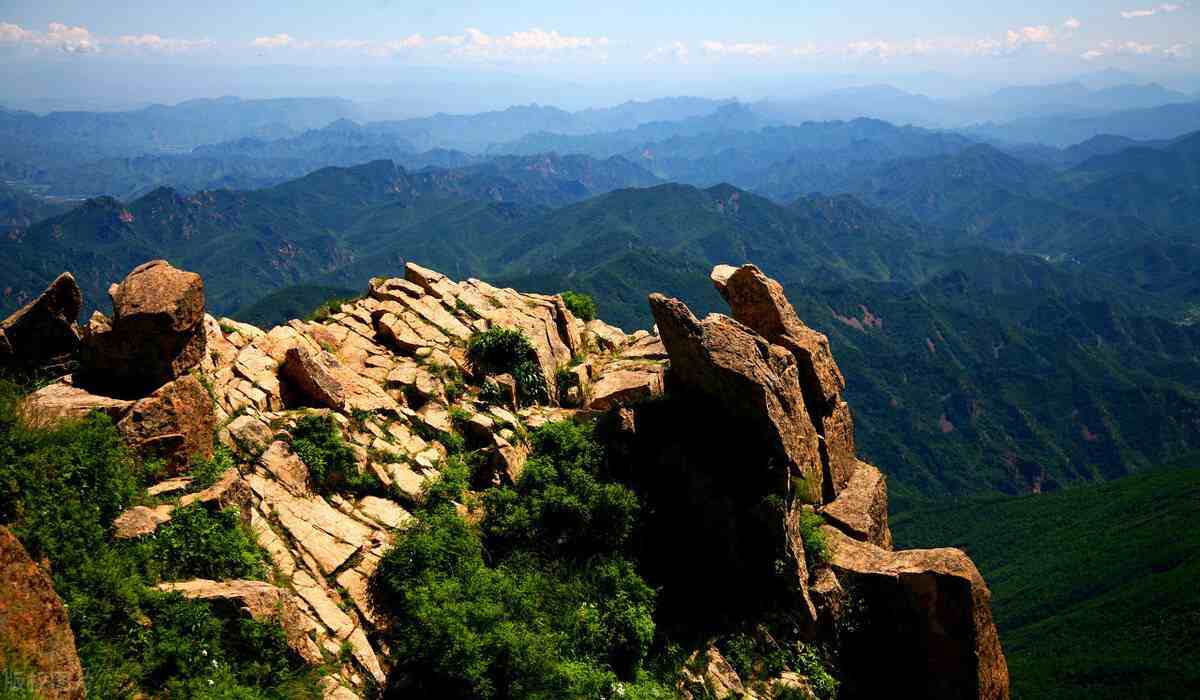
305;295;358;323
0;379;314;698
467;329;549;405
189;446;237;489
482;421;637;559
138;504;270;582
561;291;598;322
290;413;380;496
797;511;830;566
370;420;660;697
788;642;839;700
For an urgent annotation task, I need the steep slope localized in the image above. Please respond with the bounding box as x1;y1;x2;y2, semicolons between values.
893;459;1200;700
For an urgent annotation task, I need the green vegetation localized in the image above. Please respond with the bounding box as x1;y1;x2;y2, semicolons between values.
0;379;316;698
369;420;839;698
892;458;1200;700
466;328;549;405
289;413;381;497
797;511;830;566
718;633;838;700
560;290;597;322
370;421;666;698
188;446;236;489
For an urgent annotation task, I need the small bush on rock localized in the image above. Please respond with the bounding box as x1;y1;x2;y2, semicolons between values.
290;413;380;496
467;328;549;405
561;291;598;322
797;511;830;566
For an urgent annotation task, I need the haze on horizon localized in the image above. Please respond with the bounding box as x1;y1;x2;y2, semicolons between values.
2;0;1200;115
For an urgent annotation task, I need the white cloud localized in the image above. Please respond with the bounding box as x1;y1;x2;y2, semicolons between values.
0;22;33;43
1080;38;1191;59
645;41;689;63
1063;17;1082;30
251;33;295;49
117;34;214;52
701;40;779;57
1006;25;1055;47
1120;3;1184;18
249;27;606;61
450;27;610;61
0;21;101;53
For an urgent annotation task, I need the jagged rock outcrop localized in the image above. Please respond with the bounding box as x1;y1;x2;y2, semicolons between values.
820;461;892;548
0;272;82;376
649;293;825;499
116;373;215;472
649;265;1008;700
711;264;856;499
12;258;1006;699
0;526;86;699
79;260;207;396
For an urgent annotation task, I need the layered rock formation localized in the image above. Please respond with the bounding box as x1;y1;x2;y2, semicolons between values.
1;259;1007;699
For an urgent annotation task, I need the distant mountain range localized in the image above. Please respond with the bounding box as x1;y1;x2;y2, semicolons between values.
4;150;1199;502
5;84;1200;202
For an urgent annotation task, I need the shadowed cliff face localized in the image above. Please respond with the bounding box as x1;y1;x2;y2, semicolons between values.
627;264;1009;700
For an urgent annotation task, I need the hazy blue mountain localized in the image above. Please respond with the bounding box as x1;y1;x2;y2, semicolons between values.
0;96;361;166
966;100;1200;146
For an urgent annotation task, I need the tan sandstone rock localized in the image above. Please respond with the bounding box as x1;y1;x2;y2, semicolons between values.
116;373;215;472
820;461;892;549
0;526;86;699
649;293;823;499
79;260;207;396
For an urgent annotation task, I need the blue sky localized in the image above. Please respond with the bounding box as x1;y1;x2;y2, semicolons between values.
1;0;1198;110
2;0;1196;72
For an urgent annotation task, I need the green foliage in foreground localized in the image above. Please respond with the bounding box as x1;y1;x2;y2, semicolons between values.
466;328;549;405
290;413;381;497
370;420;839;698
0;379;318;698
370;421;668;699
892;458;1200;700
560;290;598;322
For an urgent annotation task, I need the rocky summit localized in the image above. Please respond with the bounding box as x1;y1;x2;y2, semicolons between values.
0;259;1008;699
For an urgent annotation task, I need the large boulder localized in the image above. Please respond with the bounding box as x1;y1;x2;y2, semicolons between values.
19;377;135;426
649;293;824;500
79;260;207;396
280;346;346;410
820;461;892;549
0;273;82;376
823;526;1009;700
116;373;215;472
0;526;86;699
711;264;856;500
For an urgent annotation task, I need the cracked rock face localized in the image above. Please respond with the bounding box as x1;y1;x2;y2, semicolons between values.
645;266;1008;700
